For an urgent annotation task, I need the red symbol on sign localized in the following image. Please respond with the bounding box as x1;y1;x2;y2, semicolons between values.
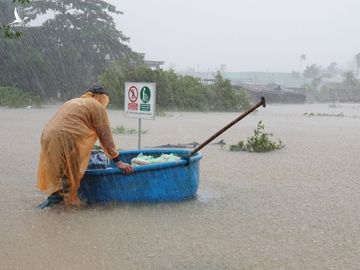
128;86;138;102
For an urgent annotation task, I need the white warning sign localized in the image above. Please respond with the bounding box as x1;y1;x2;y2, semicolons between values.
124;82;156;119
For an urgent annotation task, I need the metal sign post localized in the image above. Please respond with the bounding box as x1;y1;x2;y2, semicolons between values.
138;118;142;149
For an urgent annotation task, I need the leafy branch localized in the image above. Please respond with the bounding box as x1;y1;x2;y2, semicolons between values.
13;0;30;4
230;121;285;152
0;0;30;38
0;24;22;38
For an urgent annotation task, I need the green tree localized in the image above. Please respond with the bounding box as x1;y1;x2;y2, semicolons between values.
324;62;338;77
100;65;251;111
0;0;31;38
208;72;250;111
303;64;321;79
100;63;210;111
342;71;359;88
0;0;142;100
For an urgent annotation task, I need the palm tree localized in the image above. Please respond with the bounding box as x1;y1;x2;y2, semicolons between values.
355;53;360;78
343;71;358;88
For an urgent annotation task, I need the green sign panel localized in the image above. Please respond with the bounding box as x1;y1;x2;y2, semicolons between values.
140;103;151;111
140;86;151;103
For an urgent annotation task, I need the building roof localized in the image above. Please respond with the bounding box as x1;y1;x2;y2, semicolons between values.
238;83;295;93
180;71;311;88
144;60;165;69
223;72;311;88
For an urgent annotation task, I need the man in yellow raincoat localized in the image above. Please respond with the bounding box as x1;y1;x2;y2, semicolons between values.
37;86;133;208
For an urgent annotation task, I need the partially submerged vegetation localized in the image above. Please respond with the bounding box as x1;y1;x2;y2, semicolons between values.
303;112;360;118
112;125;148;135
303;112;344;117
0;86;42;108
230;121;285;152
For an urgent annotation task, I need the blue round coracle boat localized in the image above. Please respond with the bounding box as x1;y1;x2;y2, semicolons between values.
79;149;202;204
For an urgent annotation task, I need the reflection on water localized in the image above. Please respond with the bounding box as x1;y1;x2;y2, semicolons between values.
196;186;221;203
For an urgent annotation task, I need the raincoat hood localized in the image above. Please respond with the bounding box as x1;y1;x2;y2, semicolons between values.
81;91;109;107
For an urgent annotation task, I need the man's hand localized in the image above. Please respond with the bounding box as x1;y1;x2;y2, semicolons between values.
116;161;133;175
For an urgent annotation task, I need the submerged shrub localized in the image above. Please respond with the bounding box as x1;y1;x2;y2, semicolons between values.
112;125;148;135
0;86;42;108
303;112;345;117
230;121;285;152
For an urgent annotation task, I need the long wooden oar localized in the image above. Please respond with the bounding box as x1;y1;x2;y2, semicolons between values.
187;96;266;157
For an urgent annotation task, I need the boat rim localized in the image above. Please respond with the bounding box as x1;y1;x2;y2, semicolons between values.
85;148;203;176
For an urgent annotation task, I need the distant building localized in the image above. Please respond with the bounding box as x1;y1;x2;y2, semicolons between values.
139;53;164;70
326;87;360;102
235;83;306;104
144;60;165;70
181;71;311;88
180;71;307;103
307;75;360;102
223;72;311;89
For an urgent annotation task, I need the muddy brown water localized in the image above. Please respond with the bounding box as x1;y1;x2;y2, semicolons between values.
1;103;360;269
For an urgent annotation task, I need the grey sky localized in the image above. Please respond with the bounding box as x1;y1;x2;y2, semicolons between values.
108;0;360;73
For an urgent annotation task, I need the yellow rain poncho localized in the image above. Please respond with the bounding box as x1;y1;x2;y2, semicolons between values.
37;92;118;204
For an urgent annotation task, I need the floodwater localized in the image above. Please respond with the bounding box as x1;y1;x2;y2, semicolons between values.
1;103;360;270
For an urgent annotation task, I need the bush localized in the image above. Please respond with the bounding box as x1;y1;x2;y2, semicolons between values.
303;112;345;117
230;121;285;152
99;62;251;112
112;125;148;135
0;86;42;108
